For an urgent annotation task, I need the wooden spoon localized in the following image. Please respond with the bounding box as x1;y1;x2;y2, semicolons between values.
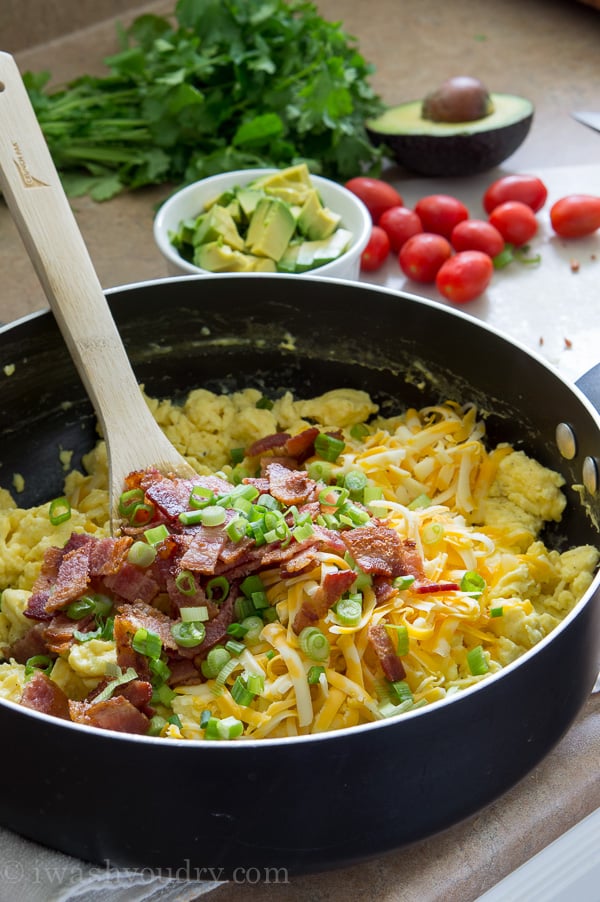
0;52;196;530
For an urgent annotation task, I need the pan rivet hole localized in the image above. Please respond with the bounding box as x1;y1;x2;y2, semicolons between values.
583;457;598;495
555;423;576;460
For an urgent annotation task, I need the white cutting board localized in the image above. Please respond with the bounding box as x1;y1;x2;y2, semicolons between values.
360;163;600;384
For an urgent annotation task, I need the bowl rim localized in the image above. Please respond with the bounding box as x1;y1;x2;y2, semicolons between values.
152;167;372;276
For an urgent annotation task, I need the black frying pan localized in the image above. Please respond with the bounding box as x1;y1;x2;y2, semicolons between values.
1;273;599;876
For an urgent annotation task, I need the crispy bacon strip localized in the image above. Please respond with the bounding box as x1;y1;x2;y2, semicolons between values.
293;568;356;634
342;523;424;580
21;671;70;720
69;694;149;735
368;623;406;682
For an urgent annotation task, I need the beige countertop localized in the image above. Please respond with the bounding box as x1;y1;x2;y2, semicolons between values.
1;2;600;900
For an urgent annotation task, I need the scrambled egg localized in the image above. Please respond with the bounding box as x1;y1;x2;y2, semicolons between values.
0;387;597;729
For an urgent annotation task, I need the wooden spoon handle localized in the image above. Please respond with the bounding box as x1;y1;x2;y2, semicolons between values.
0;53;192;519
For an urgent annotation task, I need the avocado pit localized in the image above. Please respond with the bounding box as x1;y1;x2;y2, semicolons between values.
422;76;494;124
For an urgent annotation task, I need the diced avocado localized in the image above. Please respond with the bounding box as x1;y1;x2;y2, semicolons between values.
192;205;245;251
236;188;265;219
277;228;353;272
204;188;237;210
225;198;242;223
297;189;342;240
251;163;313;205
195;242;256;272
250;257;277;273
246;197;296;261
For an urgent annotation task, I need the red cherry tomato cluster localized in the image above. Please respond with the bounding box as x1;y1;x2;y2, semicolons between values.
345;174;600;304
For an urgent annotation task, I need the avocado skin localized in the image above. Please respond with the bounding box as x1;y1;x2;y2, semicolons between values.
366;97;533;177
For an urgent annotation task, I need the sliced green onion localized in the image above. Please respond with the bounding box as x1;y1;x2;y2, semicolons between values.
255;395;274;410
170;620;206;648
490;605;504;618
335;595;362;626
199;505;227;527
147;715;167;736
315;432;345;462
144;524;169;545
132;628;162;660
350;423;370;442
240;615;264;644
241;575;266;598
175;569;197;596
307;665;325;684
307;460;333;482
178;510;205;526
318;486;349;508
49;496;71;526
94;666;137;703
181;605;209;622
206;576;230;603
467;645;489;676
189;486;215;509
199;709;212;728
230;447;245;465
344;470;368;498
66;596;97;620
212;658;240;695
293;521;315;542
168;714;183;729
386;623;409;656
118;488;144;517
338;502;370;526
461;571;486;595
225;639;245;656
390;679;413;703
407;493;431;510
234;596;256;620
422;522;444;545
226;516;248;543
231;675;255;706
151;683;176;706
257;493;280;511
24;654;53;677
298;626;330;661
217;715;244;739
127;540;157;568
201;645;232;679
130;502;155;526
149;657;171;684
74;615;114;643
393;575;415;591
227;621;249;639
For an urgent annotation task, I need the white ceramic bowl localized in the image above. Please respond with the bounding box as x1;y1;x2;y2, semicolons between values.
153;168;371;280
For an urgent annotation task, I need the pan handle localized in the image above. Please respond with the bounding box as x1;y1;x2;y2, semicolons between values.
576;362;600;411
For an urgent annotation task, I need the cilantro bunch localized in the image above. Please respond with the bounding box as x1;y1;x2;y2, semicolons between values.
24;0;384;201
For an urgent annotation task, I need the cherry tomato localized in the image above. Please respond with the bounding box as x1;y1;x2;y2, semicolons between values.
398;233;452;283
360;225;391;271
344;177;404;223
483;174;548;214
550;194;600;238
450;219;505;258
488;201;538;247
414;194;469;238
378;206;423;252
436;251;493;304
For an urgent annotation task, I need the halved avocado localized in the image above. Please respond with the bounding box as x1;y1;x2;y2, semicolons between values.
366;93;533;177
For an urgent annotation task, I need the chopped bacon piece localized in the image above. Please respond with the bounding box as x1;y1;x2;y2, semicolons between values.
44;612;95;654
265;461;317;506
140;471;232;521
245;432;291;458
166;658;202;687
8;622;51;663
372;577;396;606
413;580;460;594
293;568;356;634
284;427;319;461
88;537;132;576
20;671;70;720
104;562;160;604
179;527;227;574
69;694;149;735
342;523;424;579
368;623;405;682
44;544;92;613
114;601;178;678
113;678;153;716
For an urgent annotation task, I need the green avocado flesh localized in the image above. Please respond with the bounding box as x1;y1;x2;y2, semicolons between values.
367;94;532;136
366;93;533;176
